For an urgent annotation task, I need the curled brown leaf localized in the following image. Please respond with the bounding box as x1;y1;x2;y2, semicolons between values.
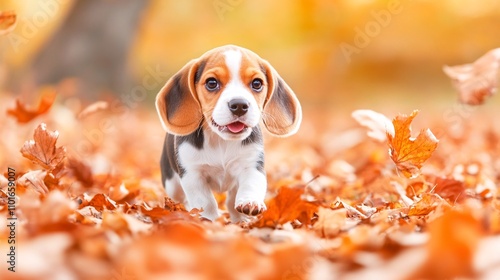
20;123;66;170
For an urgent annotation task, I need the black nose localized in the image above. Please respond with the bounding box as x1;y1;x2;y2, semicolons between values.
228;99;250;117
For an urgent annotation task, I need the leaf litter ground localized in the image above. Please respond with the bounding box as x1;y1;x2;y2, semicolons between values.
1;49;500;279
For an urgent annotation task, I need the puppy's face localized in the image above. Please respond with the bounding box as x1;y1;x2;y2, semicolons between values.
156;45;302;139
195;49;268;140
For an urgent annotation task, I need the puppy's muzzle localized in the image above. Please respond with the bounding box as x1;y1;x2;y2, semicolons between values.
228;98;250;117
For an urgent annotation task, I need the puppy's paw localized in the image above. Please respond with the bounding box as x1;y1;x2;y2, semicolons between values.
235;200;266;216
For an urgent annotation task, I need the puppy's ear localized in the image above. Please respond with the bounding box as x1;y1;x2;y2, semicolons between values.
261;60;302;137
156;59;205;135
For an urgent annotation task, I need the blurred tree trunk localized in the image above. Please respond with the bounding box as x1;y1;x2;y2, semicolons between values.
31;0;149;99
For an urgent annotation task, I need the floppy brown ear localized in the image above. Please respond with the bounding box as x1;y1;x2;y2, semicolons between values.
261;61;302;137
155;59;204;135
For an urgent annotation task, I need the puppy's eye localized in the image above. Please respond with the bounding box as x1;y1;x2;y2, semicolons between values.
205;78;219;91
251;78;263;92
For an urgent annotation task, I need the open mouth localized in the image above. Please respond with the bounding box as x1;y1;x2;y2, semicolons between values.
211;119;248;134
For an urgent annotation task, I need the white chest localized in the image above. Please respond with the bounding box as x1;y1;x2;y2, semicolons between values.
177;134;263;192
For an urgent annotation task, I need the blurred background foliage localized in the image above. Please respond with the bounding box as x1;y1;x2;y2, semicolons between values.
1;0;500;113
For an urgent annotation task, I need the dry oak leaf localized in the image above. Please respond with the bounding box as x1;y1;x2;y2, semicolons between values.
387;110;438;179
443;48;500;105
0;10;16;35
253;186;318;228
7;90;57;123
21;123;66;170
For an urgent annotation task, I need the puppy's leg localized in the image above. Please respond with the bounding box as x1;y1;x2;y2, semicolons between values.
235;168;267;217
181;171;219;221
161;134;186;204
227;187;248;223
165;175;185;204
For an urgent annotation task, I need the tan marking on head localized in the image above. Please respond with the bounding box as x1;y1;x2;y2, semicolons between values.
194;51;231;122
238;50;269;110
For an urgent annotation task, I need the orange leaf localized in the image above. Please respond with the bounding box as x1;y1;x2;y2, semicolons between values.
79;193;117;211
407;193;439;216
443;48;500;105
135;203;174;223
253;186;318;228
313;207;347;238
7;90;57;123
164;197;186;212
417;210;483;279
433;177;466;203
20;123;66;170
387;110;438;178
0;11;16;35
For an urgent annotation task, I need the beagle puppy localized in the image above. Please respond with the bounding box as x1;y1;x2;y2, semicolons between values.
155;45;302;222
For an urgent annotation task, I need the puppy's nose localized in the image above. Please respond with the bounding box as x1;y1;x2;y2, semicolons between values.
228;99;250;117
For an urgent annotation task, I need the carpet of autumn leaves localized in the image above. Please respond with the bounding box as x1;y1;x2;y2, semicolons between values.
2;84;500;280
1;9;500;277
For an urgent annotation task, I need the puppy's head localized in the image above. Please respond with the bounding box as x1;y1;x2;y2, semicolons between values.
156;45;302;140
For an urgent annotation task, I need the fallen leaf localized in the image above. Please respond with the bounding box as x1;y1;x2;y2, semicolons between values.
101;211;132;236
109;183;131;202
407;193;439;216
21;123;66;170
17;170;49;195
7;90;57;123
0;10;16;35
164;197;186;212
79;193;117;211
415;210;483;279
67;156;94;187
332;199;370;219
37;190;77;228
443;48;500;105
128;202;174;223
432;176;466;203
313;207;348;238
387;110;438;178
44;161;65;190
352;109;395;141
253;186;318;228
78;101;109;120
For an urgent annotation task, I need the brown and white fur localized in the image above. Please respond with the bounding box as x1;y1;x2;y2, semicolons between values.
155;45;302;222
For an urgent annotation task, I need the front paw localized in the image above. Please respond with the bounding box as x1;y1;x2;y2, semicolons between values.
235;200;266;216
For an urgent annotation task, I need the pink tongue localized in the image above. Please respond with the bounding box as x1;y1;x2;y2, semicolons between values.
227;122;245;133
